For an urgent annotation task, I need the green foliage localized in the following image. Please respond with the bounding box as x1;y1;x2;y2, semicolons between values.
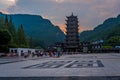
0;30;12;52
4;15;9;29
17;24;28;47
107;24;120;38
102;46;113;49
0;17;5;30
8;43;18;48
0;13;65;48
0;30;11;45
105;36;120;47
79;15;120;43
32;39;46;49
0;14;48;48
5;15;8;24
0;45;9;53
8;16;17;40
0;15;29;52
6;16;18;48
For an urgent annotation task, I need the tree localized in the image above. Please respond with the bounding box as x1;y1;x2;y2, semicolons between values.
33;39;46;49
0;17;5;30
5;15;8;24
4;15;9;29
17;24;28;47
106;36;120;47
8;16;17;44
0;30;12;52
8;16;16;36
0;30;11;45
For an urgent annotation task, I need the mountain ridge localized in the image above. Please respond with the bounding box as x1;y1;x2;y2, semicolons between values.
79;14;120;42
0;12;65;48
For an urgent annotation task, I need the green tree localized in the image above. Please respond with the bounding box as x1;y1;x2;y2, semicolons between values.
106;36;120;47
0;30;11;45
17;24;28;47
0;17;5;30
0;30;12;52
8;16;17;44
4;15;9;29
33;39;46;49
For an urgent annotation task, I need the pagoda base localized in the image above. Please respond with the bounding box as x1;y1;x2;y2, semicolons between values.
65;47;80;52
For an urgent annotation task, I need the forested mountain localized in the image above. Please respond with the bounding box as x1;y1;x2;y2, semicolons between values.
0;12;65;48
0;15;28;52
1;12;120;49
79;15;120;42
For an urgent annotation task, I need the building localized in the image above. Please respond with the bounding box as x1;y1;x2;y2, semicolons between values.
79;42;91;53
9;48;44;56
65;13;79;52
51;14;105;53
9;48;35;56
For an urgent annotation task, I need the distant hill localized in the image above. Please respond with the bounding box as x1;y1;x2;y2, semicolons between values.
79;15;120;42
0;12;65;48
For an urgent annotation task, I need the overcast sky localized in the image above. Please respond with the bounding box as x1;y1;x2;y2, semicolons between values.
0;0;120;32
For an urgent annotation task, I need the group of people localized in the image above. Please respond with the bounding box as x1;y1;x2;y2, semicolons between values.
49;51;61;58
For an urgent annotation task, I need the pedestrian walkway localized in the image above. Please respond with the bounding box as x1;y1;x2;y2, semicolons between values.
0;53;120;80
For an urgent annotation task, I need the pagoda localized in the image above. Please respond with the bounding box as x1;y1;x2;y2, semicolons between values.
65;13;79;52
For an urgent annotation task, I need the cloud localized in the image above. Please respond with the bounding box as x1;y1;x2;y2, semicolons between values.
2;0;120;32
58;24;66;34
52;0;65;3
58;23;89;34
0;0;17;14
0;0;16;5
0;10;10;14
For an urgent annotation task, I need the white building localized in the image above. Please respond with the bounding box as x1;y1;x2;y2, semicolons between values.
9;48;36;56
115;46;120;48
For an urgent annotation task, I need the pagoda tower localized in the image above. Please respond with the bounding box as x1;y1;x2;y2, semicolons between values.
65;13;79;52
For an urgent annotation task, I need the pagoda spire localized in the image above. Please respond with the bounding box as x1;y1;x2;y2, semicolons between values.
71;12;74;16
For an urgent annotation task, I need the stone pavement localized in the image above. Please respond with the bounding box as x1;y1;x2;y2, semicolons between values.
0;53;120;80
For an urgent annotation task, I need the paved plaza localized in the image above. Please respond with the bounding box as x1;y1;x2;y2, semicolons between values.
0;53;120;80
